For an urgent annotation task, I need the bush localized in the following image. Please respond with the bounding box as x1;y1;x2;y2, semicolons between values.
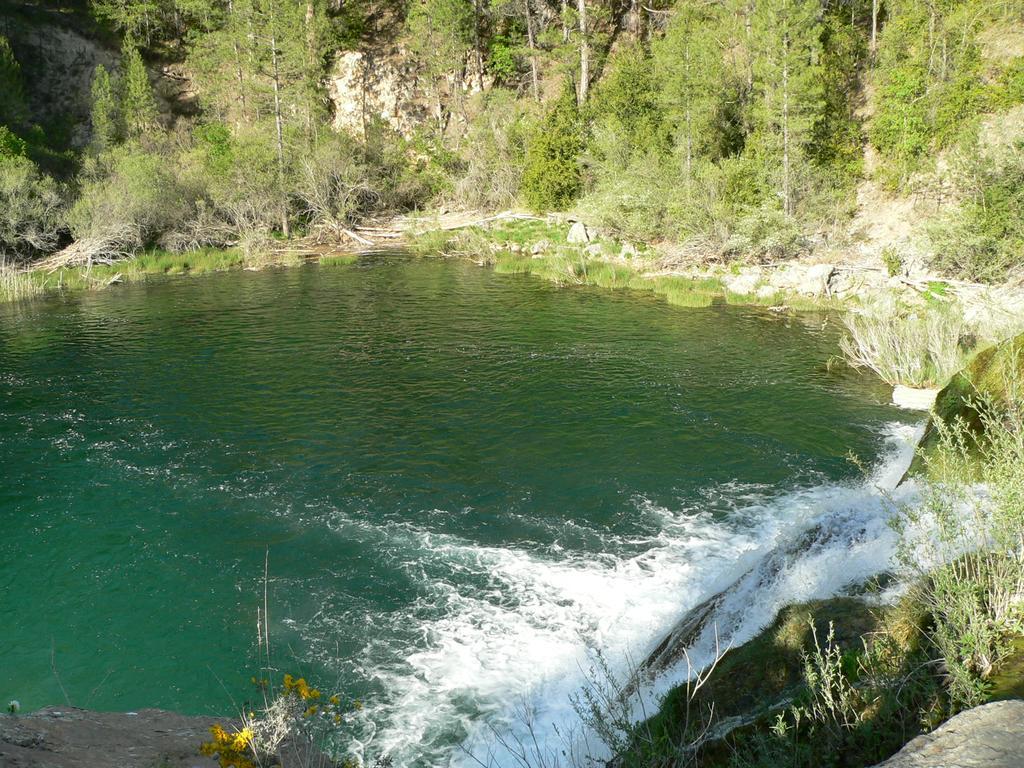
68;144;192;256
294;132;377;236
930;147;1024;282
839;296;972;387
0;154;65;263
452;89;534;210
522;88;585;212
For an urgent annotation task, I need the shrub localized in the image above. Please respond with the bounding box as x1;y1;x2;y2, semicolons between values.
522;88;585;212
839;297;972;387
930;147;1024;282
452;89;534;210
0;154;64;263
893;355;1024;707
67;144;191;257
294;132;377;236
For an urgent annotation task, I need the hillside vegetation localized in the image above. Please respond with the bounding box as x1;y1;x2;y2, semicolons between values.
0;0;1022;288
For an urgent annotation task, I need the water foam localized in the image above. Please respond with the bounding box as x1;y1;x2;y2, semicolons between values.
337;423;922;767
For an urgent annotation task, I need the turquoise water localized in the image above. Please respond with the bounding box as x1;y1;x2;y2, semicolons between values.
0;257;912;764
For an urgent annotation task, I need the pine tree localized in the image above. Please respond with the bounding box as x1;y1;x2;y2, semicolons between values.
654;1;725;182
750;0;824;216
90;64;120;153
0;36;27;129
121;43;160;139
405;0;476;128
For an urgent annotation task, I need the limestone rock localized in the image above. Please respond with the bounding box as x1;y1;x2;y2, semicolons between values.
892;385;940;410
620;242;639;258
872;700;1024;768
531;239;552;255
328;50;424;138
801;263;837;297
567;221;591;244
724;270;761;296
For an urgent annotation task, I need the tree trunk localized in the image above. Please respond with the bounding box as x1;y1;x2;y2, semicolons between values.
577;0;589;103
524;0;540;101
781;35;791;217
472;0;485;91
305;0;317;140
683;42;692;183
269;28;291;238
228;0;247;123
871;0;878;52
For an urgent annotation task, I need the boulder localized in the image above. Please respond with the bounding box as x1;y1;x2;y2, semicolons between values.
724;270;760;296
530;239;552;255
872;700;1024;768
799;263;837;297
567;221;591;244
620;242;639;259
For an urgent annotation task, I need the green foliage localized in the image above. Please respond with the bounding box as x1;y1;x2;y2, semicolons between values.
121;43;160;138
882;246;903;277
522;88;585;211
68;144;190;250
0;154;65;262
405;0;476;82
748;0;824;216
454;90;534;209
0;126;28;159
653;0;725;178
0;36;28;129
930;147;1024;282
807;1;868;183
90;65;121;153
588;45;668;169
867;0;1009;186
486;35;519;86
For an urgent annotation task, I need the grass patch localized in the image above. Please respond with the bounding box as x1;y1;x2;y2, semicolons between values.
0;248;251;304
319;253;360;267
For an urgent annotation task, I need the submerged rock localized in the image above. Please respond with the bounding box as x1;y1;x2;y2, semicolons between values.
872;700;1024;768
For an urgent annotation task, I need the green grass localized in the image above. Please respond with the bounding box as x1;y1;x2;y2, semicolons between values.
319;253;360;267
0;248;252;304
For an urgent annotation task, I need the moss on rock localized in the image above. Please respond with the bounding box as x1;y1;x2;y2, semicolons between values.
910;332;1024;475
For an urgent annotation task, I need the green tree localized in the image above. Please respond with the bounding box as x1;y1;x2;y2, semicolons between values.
749;0;824;215
0;36;28;130
522;87;585;210
589;45;667;170
654;3;725;182
121;43;160;138
405;0;477;128
90;64;121;153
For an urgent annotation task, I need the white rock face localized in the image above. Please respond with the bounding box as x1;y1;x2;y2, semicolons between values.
4;20;121;148
328;50;423;137
892;385;940;410
567;221;591;244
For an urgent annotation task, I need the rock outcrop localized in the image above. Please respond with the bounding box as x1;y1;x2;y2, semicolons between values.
872;700;1024;768
328;48;426;137
0;706;222;767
